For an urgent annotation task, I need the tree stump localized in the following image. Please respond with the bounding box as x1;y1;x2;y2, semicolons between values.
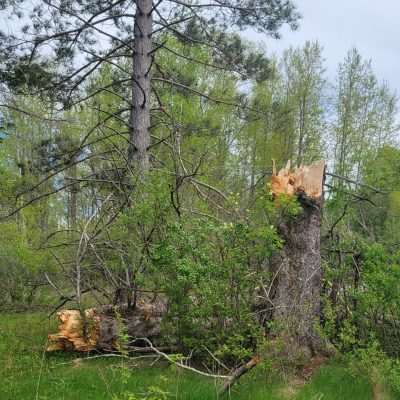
269;160;326;357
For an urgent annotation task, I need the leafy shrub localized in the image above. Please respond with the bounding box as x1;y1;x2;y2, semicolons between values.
151;211;281;365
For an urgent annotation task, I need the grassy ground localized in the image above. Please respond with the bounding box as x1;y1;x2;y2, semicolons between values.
0;313;388;400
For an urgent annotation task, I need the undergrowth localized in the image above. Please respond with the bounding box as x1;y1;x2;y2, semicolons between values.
0;313;395;400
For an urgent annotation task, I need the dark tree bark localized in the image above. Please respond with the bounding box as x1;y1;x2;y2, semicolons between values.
271;196;323;354
269;161;326;356
128;0;153;173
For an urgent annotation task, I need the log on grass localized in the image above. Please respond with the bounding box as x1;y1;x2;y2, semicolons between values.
47;296;167;352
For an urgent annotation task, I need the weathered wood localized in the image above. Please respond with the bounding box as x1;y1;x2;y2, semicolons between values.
47;297;167;352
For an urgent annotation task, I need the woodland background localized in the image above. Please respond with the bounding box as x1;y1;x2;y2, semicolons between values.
1;1;400;399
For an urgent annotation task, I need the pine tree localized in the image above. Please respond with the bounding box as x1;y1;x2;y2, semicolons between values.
0;0;299;174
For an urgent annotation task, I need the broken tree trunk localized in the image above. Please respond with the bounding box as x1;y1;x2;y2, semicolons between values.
47;296;167;352
269;160;326;357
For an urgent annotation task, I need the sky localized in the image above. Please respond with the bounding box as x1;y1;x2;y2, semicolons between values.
1;0;398;93
246;0;400;93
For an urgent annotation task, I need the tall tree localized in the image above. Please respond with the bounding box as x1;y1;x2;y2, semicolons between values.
281;41;326;166
331;48;397;186
0;0;299;175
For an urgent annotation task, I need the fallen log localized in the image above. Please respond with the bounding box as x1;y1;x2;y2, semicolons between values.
47;296;167;352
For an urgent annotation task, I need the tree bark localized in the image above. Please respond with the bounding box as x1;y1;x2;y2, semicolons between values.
68;160;78;229
47;296;167;352
270;161;325;356
128;0;153;173
271;197;322;354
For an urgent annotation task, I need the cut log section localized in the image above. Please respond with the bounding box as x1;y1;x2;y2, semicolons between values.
47;296;167;352
271;160;325;201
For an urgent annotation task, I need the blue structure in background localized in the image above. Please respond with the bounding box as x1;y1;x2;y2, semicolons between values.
0;113;11;141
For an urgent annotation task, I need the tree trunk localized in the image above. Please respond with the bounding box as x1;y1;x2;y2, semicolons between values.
270;160;326;356
47;296;167;352
68;161;78;229
128;0;153;173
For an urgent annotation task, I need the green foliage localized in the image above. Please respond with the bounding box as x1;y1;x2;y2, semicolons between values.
353;245;400;355
0;6;399;391
151;213;281;363
2;313;390;400
343;342;400;397
0;222;53;306
361;146;400;244
320;238;400;366
331;49;397;184
346;342;391;383
113;384;170;400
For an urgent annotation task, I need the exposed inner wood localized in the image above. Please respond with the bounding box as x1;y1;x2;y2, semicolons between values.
47;297;167;352
271;160;325;200
47;308;100;352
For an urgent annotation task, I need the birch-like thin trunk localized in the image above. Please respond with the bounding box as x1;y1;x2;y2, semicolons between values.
68;161;78;229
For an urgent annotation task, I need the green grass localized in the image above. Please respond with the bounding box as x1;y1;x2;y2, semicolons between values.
0;313;387;399
295;365;372;400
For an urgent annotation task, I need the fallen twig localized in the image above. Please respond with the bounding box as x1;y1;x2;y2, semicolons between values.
219;355;261;395
138;338;230;379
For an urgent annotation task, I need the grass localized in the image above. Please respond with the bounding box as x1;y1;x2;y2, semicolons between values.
0;312;389;400
295;365;372;400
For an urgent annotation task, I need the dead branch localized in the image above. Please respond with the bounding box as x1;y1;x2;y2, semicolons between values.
138;338;230;379
219;355;261;395
325;172;385;194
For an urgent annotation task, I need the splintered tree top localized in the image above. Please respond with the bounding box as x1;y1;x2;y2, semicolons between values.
271;160;325;200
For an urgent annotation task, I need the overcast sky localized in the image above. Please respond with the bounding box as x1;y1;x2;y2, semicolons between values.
2;1;398;93
247;0;400;93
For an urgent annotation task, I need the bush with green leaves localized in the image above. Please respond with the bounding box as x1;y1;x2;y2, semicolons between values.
346;342;400;397
0;221;53;307
321;239;400;360
151;212;281;365
350;244;400;356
